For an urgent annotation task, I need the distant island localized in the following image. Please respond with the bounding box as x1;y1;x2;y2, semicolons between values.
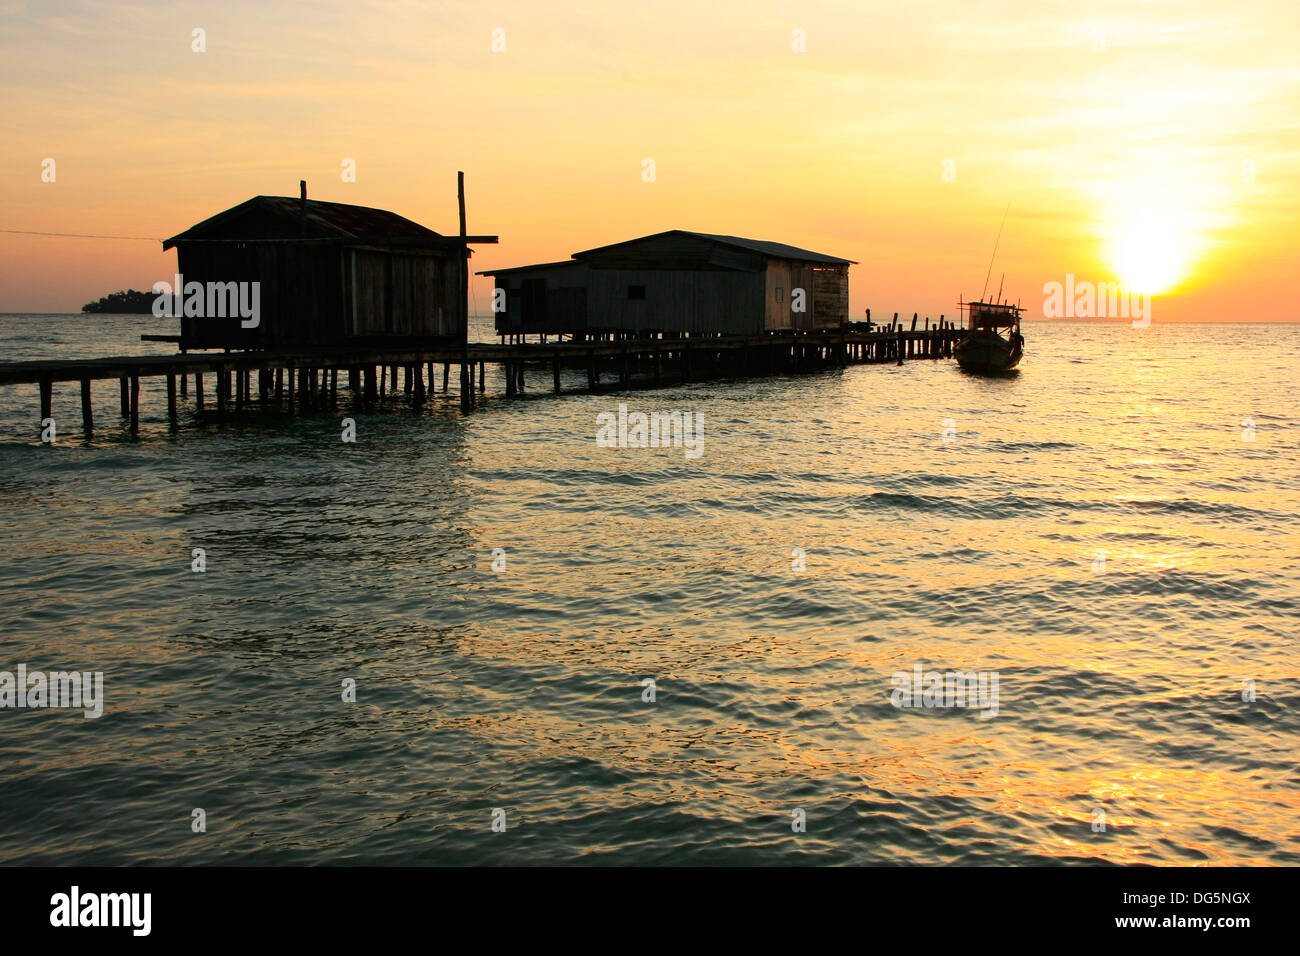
81;289;157;313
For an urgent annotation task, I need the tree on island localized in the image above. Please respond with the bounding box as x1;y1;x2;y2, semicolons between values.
81;289;158;314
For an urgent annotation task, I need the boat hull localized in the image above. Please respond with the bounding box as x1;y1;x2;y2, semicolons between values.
954;332;1022;372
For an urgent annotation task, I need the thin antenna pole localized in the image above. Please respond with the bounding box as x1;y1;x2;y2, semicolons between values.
981;201;1011;301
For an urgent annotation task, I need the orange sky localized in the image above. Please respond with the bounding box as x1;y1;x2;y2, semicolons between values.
1;0;1297;321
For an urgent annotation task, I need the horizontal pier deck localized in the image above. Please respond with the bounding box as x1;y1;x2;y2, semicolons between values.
1;322;964;438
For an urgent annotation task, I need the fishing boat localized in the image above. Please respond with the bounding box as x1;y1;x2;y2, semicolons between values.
955;203;1025;373
954;299;1024;372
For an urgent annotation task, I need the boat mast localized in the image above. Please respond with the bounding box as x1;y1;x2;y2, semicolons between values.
980;201;1011;302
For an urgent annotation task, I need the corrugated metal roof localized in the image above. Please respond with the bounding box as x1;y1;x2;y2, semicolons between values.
476;260;584;277
686;232;856;265
574;230;856;265
163;196;444;248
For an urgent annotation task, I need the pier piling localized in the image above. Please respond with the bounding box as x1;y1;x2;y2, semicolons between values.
39;377;52;427
80;378;92;436
129;375;140;433
4;323;968;436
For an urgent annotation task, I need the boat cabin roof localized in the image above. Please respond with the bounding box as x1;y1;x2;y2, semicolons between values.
967;300;1022;328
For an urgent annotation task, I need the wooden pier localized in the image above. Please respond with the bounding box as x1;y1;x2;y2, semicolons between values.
0;316;963;439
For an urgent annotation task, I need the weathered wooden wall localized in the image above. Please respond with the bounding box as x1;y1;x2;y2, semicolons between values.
494;265;765;336
493;263;590;334
177;243;462;349
489;234;849;337
584;269;764;335
812;264;849;329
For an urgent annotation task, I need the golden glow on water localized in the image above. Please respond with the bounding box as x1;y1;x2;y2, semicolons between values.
0;319;1297;864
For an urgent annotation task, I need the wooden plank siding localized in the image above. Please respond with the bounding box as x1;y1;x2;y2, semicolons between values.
812;264;849;329
163;194;488;351
584;269;763;335
485;230;852;338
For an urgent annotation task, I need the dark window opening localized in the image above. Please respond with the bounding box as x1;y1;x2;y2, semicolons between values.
627;285;646;301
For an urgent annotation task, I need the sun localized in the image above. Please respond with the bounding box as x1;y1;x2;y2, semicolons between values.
1104;208;1194;296
1106;215;1189;296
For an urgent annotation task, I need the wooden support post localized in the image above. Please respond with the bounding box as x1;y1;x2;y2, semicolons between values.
275;368;284;398
479;361;486;393
130;375;140;433
442;363;450;392
404;366;412;394
180;373;188;398
459;363;473;411
195;373;204;410
390;365;398;392
39;377;52;426
166;373;177;425
235;369;245;415
505;362;516;397
80;378;93;436
349;367;360;395
119;377;129;416
364;366;377;403
216;369;227;418
897;329;905;365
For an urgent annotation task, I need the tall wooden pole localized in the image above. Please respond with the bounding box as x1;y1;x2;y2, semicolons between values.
459;170;472;412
